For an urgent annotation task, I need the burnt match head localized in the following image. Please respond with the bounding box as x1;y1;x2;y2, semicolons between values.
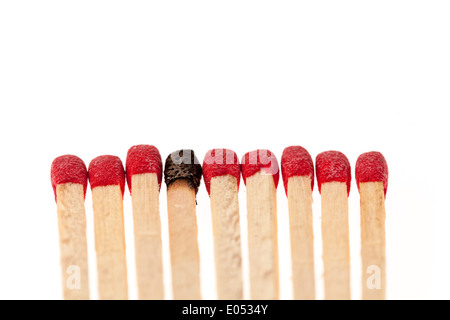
126;145;163;193
355;151;388;197
51;155;88;202
241;149;279;188
164;149;202;194
88;155;126;197
281;146;314;195
202;148;241;196
316;151;351;196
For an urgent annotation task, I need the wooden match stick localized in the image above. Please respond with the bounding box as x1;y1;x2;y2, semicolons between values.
51;155;90;300
164;149;202;300
126;145;164;300
356;151;388;300
241;149;280;300
281;146;316;300
88;155;128;300
316;151;352;300
203;148;243;300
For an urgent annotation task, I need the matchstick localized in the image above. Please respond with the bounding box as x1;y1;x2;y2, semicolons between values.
164;149;202;300
316;151;352;300
241;149;280;300
203;148;243;300
88;155;128;300
281;146;315;300
126;145;164;300
51;155;90;300
356;151;388;300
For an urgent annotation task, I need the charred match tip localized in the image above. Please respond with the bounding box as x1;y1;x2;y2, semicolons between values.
164;149;202;194
241;149;279;188
126;144;163;193
281;146;314;196
51;155;88;202
355;151;388;197
316;150;351;196
88;155;126;197
202;148;241;196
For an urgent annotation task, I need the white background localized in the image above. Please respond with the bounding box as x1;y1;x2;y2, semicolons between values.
0;1;449;300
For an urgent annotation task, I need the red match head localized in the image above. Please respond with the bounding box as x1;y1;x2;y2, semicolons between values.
281;146;314;196
126;145;163;193
355;151;388;197
315;151;351;196
202;149;241;196
51;155;88;202
88;155;125;197
241;149;279;188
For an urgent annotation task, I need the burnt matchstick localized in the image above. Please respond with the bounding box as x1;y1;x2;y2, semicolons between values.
51;155;90;300
126;145;164;300
316;151;352;300
356;151;388;300
164;149;202;300
203;148;243;300
241;149;280;300
89;155;128;300
281;146;315;300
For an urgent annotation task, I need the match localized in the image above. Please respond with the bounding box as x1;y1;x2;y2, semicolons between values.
281;146;315;300
88;155;128;300
203;148;243;300
164;149;202;300
126;145;164;300
316;151;351;300
356;151;388;300
51;155;90;300
241;149;280;300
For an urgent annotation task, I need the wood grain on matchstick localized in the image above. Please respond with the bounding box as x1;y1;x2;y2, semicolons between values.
166;179;201;300
209;176;243;299
130;173;164;300
320;181;351;300
287;176;315;300
359;182;386;300
56;183;90;300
